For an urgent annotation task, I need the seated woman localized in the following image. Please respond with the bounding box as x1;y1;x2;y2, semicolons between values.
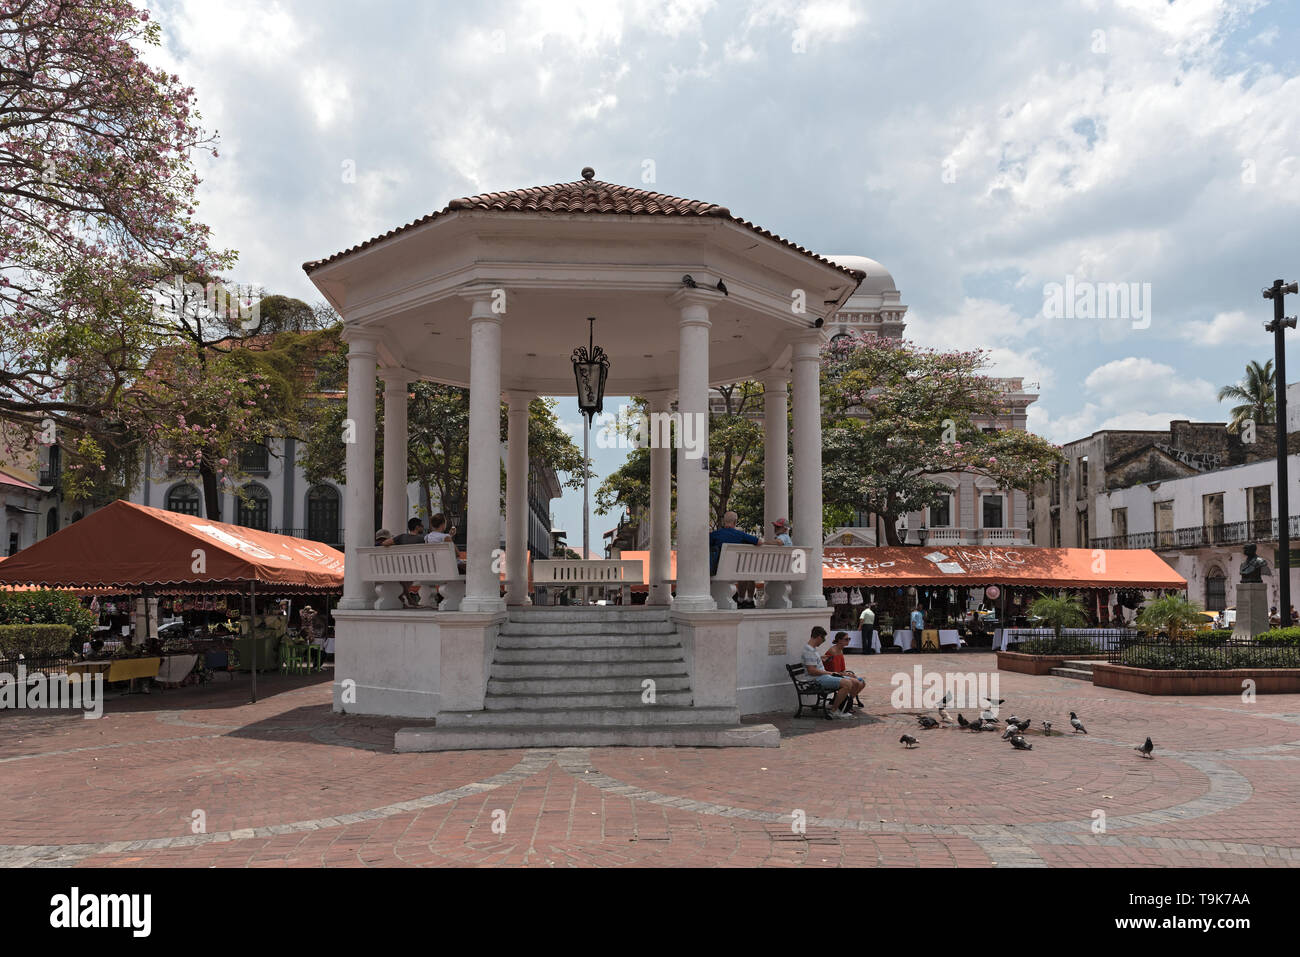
822;632;865;711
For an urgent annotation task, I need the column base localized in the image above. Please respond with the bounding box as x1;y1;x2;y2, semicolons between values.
672;594;717;612
460;597;507;614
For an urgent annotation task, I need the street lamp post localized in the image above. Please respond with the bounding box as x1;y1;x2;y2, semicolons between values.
572;317;610;572
1263;279;1298;617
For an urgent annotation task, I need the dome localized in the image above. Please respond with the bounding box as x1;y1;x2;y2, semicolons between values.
826;255;898;296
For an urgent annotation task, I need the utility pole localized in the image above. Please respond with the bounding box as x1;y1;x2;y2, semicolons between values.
1263;278;1298;617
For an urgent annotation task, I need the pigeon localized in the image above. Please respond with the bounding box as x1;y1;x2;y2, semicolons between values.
1069;712;1088;734
980;708;998;723
938;708;953;725
956;713;970;728
715;279;728;296
681;274;698;288
1014;718;1031;733
1009;735;1033;751
967;721;984;733
917;714;939;729
900;734;918;749
1135;737;1154;759
1001;726;1017;740
1042;721;1053;736
982;698;1006;706
1004;715;1020;725
940;691;953;708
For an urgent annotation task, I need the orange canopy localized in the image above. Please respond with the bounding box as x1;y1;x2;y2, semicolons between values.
619;546;1185;591
0;500;344;593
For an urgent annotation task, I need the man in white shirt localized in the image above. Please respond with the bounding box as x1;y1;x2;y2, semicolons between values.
800;626;861;718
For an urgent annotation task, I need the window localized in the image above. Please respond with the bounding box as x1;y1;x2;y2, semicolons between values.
1205;572;1226;612
1203;493;1224;544
1079;456;1088;497
1076;510;1090;546
306;485;341;545
982;494;1004;529
239;444;270;474
46;507;58;538
1111;507;1128;543
7;532;17;556
1154;500;1174;548
1050;513;1061;547
236;483;270;531
1247;485;1272;539
1050;464;1061;506
166;484;201;516
929;494;952;527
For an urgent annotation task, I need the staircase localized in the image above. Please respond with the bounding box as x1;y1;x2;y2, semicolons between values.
395;606;779;751
1049;659;1099;682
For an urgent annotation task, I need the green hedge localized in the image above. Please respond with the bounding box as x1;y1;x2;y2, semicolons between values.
0;623;77;659
1255;627;1300;646
1013;636;1099;655
0;590;95;640
1118;643;1300;670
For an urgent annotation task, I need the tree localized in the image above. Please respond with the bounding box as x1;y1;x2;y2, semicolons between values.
0;1;234;463
820;333;1063;545
1136;594;1204;642
1027;593;1087;640
1217;359;1275;433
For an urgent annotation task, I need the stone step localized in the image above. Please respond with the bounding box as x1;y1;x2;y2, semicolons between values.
1062;660;1098;672
484;690;695;710
494;645;683;664
496;633;679;650
498;620;678;637
488;675;693;695
395;723;780;751
1049;667;1094;681
491;660;687;679
507;608;670;623
435;705;740;727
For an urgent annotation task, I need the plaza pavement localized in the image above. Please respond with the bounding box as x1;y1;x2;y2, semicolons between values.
1;651;1298;868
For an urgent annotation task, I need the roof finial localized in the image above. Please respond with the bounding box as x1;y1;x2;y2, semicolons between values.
581;166;595;181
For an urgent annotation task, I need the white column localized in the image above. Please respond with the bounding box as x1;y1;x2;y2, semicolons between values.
646;390;673;605
381;371;409;535
791;335;825;608
669;290;715;611
461;299;506;613
505;390;532;606
339;331;379;610
762;369;791;609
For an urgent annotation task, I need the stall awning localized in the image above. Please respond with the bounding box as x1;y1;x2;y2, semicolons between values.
0;500;344;593
619;546;1185;591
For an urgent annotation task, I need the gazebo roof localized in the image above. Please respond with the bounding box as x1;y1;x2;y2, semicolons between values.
304;170;865;281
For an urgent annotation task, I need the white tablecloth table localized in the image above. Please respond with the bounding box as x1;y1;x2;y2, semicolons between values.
938;629;962;648
893;629;914;651
843;629;882;652
156;654;197;685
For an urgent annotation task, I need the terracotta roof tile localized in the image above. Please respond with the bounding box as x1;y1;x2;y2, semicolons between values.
303;172;863;281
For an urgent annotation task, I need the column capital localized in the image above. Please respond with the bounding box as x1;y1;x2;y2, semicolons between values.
790;335;822;362
760;367;790;390
667;286;718;319
642;389;675;411
379;367;412;388
505;389;535;407
341;327;381;355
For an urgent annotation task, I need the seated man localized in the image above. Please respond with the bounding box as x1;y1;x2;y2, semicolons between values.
709;510;760;606
387;518;425;606
822;631;866;711
800;626;858;719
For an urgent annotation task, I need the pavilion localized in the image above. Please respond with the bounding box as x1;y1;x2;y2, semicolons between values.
303;168;864;741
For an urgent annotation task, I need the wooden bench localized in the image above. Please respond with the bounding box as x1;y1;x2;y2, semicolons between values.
785;663;838;720
712;543;806;609
356;542;465;610
532;559;644;604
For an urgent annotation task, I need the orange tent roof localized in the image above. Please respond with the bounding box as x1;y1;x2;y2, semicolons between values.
0;500;343;593
620;546;1185;591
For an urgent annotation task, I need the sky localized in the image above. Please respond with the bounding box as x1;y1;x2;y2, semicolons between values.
144;0;1300;546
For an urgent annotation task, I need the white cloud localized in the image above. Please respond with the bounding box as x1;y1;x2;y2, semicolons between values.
1083;357;1215;411
1177;309;1257;345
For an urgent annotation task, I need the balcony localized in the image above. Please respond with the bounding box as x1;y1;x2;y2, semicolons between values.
1093;516;1300;550
270;527;344;549
919;527;1032;546
38;469;59;488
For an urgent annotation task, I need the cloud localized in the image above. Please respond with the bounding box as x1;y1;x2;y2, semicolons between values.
1176;309;1258;345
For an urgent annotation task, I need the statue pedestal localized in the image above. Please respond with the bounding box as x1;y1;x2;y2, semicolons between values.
1232;582;1271;639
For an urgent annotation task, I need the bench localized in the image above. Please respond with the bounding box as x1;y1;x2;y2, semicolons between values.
532;559;644;604
785;663;839;720
356;542;465;611
712;543;806;609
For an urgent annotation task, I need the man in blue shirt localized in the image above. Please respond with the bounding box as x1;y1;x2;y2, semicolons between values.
709;510;759;575
910;606;925;631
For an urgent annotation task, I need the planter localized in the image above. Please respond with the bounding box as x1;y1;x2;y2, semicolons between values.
996;651;1109;676
1092;662;1300;695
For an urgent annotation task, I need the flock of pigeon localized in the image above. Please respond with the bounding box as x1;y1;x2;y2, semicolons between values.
897;695;1155;760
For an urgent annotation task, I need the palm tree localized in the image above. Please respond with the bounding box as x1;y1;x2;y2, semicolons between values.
1217;359;1275;433
1027;592;1087;640
1136;594;1204;641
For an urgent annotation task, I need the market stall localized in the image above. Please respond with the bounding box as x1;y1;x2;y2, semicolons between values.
0;500;344;699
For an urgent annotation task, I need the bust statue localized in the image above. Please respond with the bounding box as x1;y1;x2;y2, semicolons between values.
1240;543;1272;583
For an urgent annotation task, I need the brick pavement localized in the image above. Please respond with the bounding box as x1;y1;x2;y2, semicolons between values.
1;652;1298;867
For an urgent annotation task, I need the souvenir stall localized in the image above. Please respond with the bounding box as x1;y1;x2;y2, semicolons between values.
0;500;344;700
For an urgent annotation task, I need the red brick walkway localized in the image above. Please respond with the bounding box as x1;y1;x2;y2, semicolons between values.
2;652;1298;867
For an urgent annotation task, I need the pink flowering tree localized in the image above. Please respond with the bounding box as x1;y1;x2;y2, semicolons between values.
820;332;1062;545
0;0;238;483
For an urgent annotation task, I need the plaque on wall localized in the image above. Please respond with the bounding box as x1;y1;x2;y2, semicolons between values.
768;630;787;656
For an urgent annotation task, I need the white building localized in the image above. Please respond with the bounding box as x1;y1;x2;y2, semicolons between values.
1094;454;1300;612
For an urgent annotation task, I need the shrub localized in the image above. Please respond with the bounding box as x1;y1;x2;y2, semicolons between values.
1015;636;1098;655
1255;627;1300;646
0;623;77;659
1136;594;1204;641
0;590;96;640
